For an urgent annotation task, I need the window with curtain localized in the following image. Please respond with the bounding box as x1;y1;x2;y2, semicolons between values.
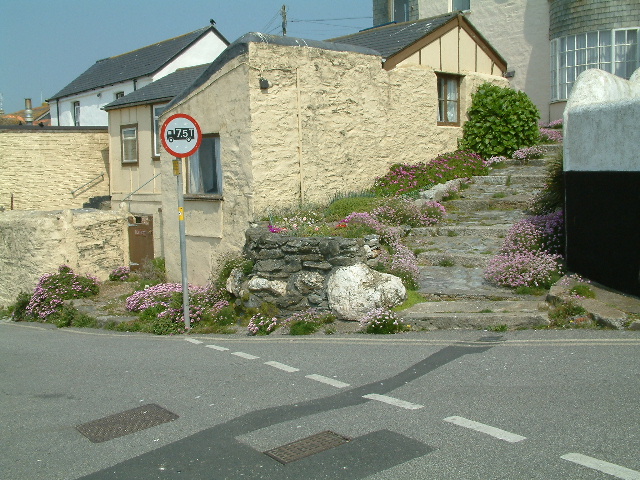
73;101;80;126
437;74;460;125
188;135;222;195
121;125;138;164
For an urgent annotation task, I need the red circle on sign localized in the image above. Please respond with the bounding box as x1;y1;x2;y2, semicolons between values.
161;113;202;158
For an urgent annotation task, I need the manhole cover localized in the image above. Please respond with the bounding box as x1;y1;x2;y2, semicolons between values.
76;404;178;443
264;430;351;464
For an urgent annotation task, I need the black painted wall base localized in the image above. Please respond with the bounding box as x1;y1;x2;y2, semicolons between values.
565;171;640;297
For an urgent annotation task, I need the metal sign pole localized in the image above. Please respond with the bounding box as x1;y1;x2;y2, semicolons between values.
173;158;190;330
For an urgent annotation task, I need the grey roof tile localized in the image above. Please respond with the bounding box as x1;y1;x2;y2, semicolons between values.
48;26;227;100
328;13;457;59
103;64;210;111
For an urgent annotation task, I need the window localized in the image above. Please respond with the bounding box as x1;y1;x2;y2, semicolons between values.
115;91;125;100
392;0;409;22
121;125;138;164
72;101;80;126
437;74;460;125
188;135;222;195
152;104;167;157
551;28;639;101
451;0;470;11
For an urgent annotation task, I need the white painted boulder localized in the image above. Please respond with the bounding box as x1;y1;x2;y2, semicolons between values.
327;263;406;321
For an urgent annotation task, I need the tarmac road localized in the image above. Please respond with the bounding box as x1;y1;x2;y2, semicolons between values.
1;320;639;479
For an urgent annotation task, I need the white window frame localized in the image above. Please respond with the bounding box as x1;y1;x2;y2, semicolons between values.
187;135;222;196
551;27;639;101
121;125;138;164
115;91;125;100
152;103;168;158
72;101;80;126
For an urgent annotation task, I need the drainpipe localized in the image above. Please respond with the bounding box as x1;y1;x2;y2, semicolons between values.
56;99;60;126
24;98;33;125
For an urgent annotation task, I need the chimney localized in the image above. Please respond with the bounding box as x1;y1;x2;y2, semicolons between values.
24;98;33;125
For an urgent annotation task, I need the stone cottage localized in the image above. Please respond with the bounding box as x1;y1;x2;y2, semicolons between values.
156;14;509;284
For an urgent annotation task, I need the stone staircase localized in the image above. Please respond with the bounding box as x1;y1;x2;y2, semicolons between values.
399;146;560;330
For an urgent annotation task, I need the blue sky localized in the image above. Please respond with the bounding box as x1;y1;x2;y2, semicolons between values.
0;1;372;114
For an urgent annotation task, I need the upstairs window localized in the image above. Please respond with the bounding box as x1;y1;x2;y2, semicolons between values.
152;104;167;158
72;101;80;126
188;135;222;195
115;91;125;100
121;125;138;164
451;0;470;11
437;74;460;126
393;0;409;22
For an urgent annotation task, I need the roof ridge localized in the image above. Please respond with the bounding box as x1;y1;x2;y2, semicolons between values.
105;26;209;61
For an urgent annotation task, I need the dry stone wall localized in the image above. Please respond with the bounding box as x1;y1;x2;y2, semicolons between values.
0;209;129;307
232;228;367;314
0;127;109;211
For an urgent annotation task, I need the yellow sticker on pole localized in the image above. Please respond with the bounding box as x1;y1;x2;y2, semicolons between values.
178;207;184;221
173;159;180;176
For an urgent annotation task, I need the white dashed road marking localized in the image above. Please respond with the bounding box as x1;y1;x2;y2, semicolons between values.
305;374;350;388
561;453;640;480
444;416;526;443
185;338;203;344
205;345;229;351
231;352;260;360
265;361;299;372
362;394;424;410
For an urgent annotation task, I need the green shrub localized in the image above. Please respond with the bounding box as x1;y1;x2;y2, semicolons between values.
9;292;32;321
324;195;380;221
532;149;564;215
284;309;335;335
460;83;540;158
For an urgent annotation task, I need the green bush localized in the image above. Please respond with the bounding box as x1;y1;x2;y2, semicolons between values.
460;83;540;158
532;149;564;215
324;195;380;221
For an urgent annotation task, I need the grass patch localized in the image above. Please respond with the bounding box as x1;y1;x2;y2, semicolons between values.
569;284;596;299
438;258;456;267
392;290;428;312
487;324;508;332
515;286;548;296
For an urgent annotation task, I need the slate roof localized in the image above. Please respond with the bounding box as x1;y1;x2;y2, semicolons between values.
103;64;210;111
328;12;458;60
48;26;228;101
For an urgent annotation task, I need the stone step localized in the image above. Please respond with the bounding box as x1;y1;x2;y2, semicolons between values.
475;174;545;186
416;251;492;268
398;299;549;330
400;310;549;330
408;234;503;255
443;196;533;212
443;209;527;226
410;225;511;237
416;266;534;299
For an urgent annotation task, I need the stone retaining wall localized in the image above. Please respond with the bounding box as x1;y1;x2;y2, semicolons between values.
0;209;129;307
230;228;369;314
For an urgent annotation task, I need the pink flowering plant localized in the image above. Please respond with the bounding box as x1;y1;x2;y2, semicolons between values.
512;146;545;163
282;308;336;335
359;307;409;334
23;265;99;321
125;283;230;334
247;313;280;335
371;150;487;197
484;211;565;289
109;266;130;281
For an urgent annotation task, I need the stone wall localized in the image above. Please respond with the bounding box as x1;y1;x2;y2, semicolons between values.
0;209;129;307
0;127;109;211
234;228;367;313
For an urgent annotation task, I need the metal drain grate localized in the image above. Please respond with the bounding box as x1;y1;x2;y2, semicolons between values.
264;430;351;464
76;404;179;443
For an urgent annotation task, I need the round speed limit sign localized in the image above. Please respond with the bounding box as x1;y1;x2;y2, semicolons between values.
161;113;202;158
